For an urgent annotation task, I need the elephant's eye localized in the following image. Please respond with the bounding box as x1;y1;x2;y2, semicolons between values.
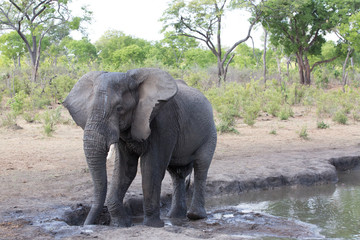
116;106;124;113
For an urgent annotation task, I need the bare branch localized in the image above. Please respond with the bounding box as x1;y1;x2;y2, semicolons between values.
31;0;51;22
310;56;338;72
9;0;30;21
224;54;235;77
222;12;261;65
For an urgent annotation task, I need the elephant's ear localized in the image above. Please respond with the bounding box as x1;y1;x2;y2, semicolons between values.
63;72;105;129
127;68;178;141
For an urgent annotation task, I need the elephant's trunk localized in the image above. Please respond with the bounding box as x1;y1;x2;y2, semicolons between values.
83;124;108;225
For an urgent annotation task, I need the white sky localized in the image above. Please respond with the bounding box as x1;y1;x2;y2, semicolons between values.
70;0;263;48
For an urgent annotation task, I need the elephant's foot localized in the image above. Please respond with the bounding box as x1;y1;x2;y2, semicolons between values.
187;207;207;220
110;216;132;227
168;206;187;219
143;216;164;228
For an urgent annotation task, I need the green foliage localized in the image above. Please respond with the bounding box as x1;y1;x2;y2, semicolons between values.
42;107;62;136
183;48;216;68
61;37;97;65
261;0;359;84
183;70;210;90
279;105;293;120
233;44;261;69
1;112;17;127
95;30;151;69
317;121;330;129
339;11;360;52
7;90;28;116
269;129;277;135
298;125;309;140
0;31;26;66
333;110;348;125
23;111;40;123
262;81;283;117
240;81;262;126
206;82;241;133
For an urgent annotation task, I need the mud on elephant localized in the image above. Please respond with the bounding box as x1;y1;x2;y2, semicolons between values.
63;68;217;227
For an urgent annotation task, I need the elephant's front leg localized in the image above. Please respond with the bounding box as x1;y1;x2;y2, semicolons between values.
107;143;139;227
140;151;169;227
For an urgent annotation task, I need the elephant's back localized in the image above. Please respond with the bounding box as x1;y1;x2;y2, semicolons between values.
164;81;216;162
173;81;216;137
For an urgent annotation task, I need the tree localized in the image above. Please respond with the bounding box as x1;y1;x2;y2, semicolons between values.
0;0;89;82
161;31;199;67
338;11;360;88
161;0;263;84
261;0;360;85
95;30;152;70
62;37;97;66
0;31;25;68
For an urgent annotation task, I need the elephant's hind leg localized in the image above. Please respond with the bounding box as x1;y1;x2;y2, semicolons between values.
187;136;216;220
167;164;192;219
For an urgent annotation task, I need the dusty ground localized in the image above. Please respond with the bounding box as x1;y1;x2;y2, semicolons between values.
0;106;359;239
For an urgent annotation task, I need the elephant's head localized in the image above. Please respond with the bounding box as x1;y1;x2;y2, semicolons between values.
63;68;178;224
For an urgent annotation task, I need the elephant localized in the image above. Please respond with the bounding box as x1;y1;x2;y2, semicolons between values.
63;68;217;227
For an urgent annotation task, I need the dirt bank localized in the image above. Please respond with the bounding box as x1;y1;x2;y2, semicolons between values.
0;106;359;239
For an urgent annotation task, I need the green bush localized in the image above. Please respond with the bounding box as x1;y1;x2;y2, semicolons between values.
279;105;293;120
42;107;62;136
317;121;330;129
206;82;242;133
333;110;348;125
8;90;28;115
262;81;283;117
183;70;210;91
298;125;309;140
240;81;262;126
269;129;277;135
23;111;40;123
1;111;17;127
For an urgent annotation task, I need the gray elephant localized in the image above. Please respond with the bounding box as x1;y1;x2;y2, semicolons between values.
63;68;217;227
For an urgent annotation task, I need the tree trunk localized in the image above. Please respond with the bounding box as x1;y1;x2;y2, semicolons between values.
351;56;355;84
263;29;268;84
304;55;311;85
342;46;353;91
286;56;291;82
217;59;225;86
296;53;305;85
274;49;282;84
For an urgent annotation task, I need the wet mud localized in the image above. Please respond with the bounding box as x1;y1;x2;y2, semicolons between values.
1;201;323;240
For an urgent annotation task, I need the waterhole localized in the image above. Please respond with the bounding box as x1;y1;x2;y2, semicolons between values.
207;167;360;239
22;168;360;239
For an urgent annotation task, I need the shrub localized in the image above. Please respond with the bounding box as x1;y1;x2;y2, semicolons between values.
240;81;262;126
23;111;40;123
183;70;210;91
206;82;242;133
42;107;62;136
1;112;17;127
298;125;309;140
243;103;260;126
8;90;28;116
333;110;348;125
317;121;330;129
278;105;294;120
269;129;277;135
262;81;283;117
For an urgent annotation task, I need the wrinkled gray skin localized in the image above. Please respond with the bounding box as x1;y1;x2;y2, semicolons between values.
63;68;217;228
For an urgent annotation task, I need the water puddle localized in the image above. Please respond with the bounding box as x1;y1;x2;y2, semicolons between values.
207;168;360;239
3;168;360;239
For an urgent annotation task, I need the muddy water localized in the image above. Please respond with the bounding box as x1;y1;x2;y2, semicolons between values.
208;168;360;239
6;170;360;239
